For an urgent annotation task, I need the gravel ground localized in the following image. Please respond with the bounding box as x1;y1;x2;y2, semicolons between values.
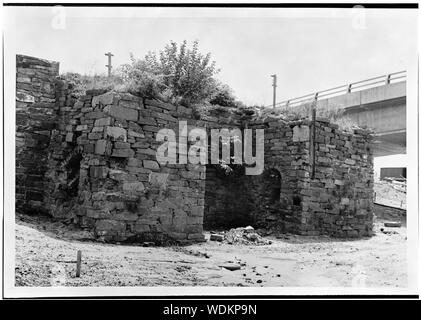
15;214;407;287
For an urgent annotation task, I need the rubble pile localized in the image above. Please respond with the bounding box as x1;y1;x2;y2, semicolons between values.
211;226;272;245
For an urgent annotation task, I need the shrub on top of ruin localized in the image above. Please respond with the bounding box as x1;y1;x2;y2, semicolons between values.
208;82;245;109
63;40;245;109
119;40;228;106
117;57;168;100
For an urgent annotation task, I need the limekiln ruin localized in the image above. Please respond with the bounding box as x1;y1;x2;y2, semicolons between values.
16;55;375;243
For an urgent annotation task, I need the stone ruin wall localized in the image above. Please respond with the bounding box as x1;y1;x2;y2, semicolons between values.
203;117;374;237
47;89;208;243
302;122;374;237
16;55;59;214
15;54;375;243
252;118;374;237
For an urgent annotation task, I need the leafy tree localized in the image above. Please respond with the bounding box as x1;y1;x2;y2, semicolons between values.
120;40;222;105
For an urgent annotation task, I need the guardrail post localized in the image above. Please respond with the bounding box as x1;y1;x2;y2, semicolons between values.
269;71;404;109
347;84;352;93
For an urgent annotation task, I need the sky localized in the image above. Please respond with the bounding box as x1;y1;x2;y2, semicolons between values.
5;6;418;106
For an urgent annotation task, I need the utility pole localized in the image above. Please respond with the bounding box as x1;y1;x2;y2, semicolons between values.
105;52;114;77
271;74;277;108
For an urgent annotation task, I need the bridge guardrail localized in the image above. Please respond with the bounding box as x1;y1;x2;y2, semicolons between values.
267;70;406;109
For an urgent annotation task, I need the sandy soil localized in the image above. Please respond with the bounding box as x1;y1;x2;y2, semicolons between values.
15;214;407;287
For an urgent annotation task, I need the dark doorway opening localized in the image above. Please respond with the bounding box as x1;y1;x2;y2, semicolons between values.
263;168;282;205
203;164;254;230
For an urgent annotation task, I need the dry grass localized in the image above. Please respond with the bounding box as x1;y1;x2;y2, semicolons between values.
61;73;128;97
271;101;360;131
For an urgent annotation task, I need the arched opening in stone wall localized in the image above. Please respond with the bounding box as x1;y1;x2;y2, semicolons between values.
264;168;282;205
48;146;83;218
64;150;83;197
249;167;291;232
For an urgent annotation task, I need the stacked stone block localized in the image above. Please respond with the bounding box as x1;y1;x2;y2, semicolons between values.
200;106;255;229
45;83;107;218
246;117;311;233
301;121;374;237
59;92;206;242
16;55;59;213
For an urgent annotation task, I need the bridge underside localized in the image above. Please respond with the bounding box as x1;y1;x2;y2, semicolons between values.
343;97;406;157
315;82;406;157
372;130;406;157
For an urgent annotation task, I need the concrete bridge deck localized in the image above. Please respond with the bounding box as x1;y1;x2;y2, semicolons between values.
273;72;406;157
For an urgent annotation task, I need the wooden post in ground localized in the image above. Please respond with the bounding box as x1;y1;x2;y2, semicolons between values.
76;250;82;277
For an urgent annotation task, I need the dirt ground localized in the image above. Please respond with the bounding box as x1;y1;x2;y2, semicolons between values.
374;179;406;209
15;214;407;287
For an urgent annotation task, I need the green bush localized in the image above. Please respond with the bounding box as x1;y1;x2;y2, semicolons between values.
119;40;223;105
209;82;243;108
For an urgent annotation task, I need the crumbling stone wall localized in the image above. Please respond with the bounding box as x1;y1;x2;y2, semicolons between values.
46;82;108;219
15;54;375;242
47;91;207;243
199;106;255;229
16;55;59;213
246;118;311;234
203;116;308;231
203;115;374;238
302;122;374;237
242;117;374;237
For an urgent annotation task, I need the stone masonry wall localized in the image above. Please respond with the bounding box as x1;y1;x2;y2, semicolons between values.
246;118;311;234
203;115;374;238
47;91;206;243
303;122;374;237
16;55;59;213
16;54;375;242
45;82;108;219
199;106;256;229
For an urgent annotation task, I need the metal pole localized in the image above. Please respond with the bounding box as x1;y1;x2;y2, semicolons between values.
271;74;277;108
311;107;316;179
105;52;114;77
